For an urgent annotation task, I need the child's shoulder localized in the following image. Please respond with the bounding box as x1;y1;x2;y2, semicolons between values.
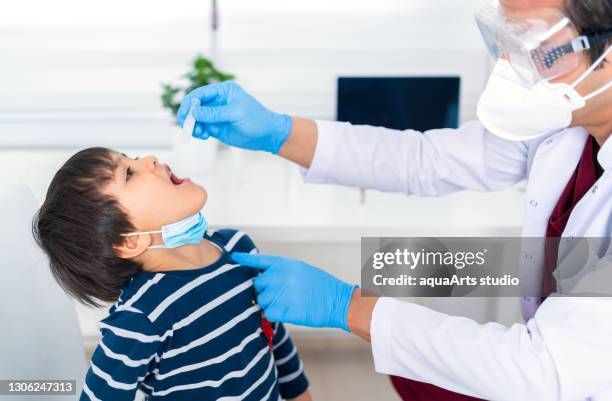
106;273;168;321
205;228;258;254
101;304;159;330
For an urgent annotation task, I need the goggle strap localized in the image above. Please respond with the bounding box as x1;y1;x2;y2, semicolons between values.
588;30;612;47
542;41;579;69
543;33;607;70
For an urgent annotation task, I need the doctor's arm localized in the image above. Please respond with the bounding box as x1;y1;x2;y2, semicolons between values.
297;119;530;195
349;291;612;401
271;114;530;197
277;116;318;168
346;290;562;400
346;288;377;342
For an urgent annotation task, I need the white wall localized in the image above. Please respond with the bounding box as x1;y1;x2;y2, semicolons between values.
0;0;492;148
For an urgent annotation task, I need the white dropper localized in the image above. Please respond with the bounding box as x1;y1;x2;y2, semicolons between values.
181;98;201;143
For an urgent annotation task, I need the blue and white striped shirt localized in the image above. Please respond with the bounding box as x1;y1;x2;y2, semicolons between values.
81;229;308;401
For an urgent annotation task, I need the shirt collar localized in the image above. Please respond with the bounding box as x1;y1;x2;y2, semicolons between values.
597;136;612;171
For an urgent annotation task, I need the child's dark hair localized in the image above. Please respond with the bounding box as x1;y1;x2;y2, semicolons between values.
32;147;142;307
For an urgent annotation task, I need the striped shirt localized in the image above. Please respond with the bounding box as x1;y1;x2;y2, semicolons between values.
80;229;309;401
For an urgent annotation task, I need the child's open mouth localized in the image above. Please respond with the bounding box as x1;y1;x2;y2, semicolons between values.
167;166;188;186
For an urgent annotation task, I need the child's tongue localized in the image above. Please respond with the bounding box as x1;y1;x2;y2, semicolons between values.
170;172;184;185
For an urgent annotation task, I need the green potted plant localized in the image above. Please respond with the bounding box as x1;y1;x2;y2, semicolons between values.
161;55;235;173
161;55;235;117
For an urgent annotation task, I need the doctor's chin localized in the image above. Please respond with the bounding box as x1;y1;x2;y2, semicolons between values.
1;0;610;400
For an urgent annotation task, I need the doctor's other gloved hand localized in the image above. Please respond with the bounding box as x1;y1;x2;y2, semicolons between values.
177;81;292;154
231;253;358;331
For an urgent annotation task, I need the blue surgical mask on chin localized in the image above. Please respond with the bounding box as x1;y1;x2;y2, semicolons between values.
121;211;208;249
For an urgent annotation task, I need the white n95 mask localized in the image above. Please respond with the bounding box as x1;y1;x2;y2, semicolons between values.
121;211;208;249
477;45;612;141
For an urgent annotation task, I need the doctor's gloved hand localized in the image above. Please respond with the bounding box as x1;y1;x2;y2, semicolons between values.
177;82;292;154
231;253;358;331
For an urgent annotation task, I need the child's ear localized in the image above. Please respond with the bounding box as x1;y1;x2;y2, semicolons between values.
114;234;152;259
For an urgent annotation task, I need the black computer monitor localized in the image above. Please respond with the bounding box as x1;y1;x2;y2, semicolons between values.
336;77;460;131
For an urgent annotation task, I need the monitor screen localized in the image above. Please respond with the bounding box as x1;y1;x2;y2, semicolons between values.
337;77;460;131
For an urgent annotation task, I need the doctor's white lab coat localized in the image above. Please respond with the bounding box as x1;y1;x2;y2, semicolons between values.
303;120;612;401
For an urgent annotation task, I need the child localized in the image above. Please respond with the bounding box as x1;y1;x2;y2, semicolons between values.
33;147;312;401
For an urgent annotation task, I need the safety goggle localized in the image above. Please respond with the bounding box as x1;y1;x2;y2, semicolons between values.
475;1;612;87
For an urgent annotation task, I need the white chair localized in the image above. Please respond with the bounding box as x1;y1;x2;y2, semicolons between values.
0;180;87;400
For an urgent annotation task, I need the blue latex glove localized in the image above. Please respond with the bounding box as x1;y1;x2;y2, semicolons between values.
177;81;292;154
232;252;358;331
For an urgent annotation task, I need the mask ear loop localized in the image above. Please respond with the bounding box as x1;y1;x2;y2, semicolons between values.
571;45;612;101
121;230;162;236
120;230;165;249
584;79;612;101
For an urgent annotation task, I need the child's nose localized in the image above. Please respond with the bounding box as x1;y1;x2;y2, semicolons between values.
143;156;158;171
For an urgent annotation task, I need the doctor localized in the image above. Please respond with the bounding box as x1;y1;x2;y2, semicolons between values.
177;0;611;400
